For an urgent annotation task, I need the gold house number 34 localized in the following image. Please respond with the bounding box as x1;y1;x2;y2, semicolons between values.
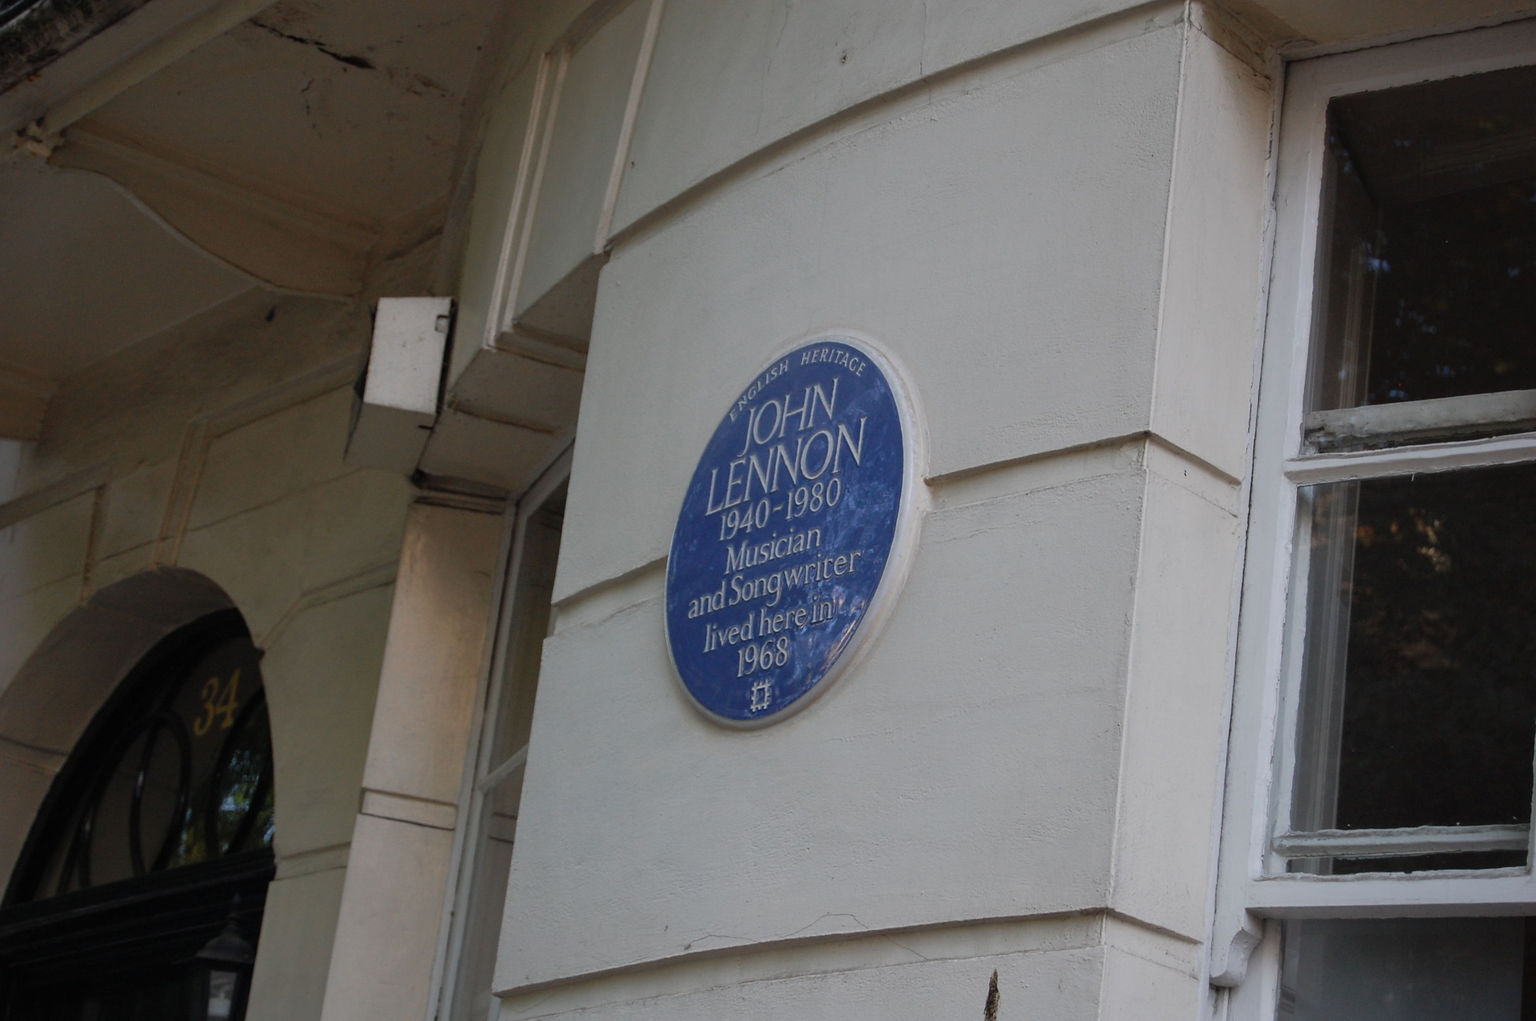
194;669;241;736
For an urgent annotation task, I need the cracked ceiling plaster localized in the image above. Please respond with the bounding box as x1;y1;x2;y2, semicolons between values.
0;0;502;404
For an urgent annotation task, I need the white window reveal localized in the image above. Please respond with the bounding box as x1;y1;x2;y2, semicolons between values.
433;450;568;1021
1211;20;1536;1020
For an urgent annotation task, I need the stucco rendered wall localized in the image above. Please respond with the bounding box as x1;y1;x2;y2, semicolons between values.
0;288;414;1021
460;1;1273;1018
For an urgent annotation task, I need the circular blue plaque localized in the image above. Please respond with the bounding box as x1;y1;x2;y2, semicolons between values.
665;336;915;726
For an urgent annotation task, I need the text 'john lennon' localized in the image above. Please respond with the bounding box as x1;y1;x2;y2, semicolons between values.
704;376;866;515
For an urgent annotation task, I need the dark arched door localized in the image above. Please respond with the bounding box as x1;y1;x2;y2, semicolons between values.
0;610;275;1020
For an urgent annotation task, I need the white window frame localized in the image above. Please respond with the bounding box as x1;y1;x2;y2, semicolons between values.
428;444;572;1021
1209;17;1536;1005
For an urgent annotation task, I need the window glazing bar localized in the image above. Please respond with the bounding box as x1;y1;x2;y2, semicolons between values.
475;744;528;794
1274;824;1529;859
1283;431;1536;484
1304;390;1536;452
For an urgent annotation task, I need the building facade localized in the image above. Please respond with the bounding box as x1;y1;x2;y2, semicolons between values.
2;0;1534;1017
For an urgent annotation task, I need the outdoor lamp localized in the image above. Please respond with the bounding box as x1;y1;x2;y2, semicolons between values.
187;912;255;1021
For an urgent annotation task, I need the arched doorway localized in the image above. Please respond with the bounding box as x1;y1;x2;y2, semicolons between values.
0;608;275;1020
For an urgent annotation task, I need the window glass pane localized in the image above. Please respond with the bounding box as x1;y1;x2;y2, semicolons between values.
1291;464;1536;855
167;639;272;866
1309;65;1536;414
1330;850;1526;875
83;736;148;887
1280;917;1529;1019
205;698;275;858
448;770;523;1021
487;485;565;769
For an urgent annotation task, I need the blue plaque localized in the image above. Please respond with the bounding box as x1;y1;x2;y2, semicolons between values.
665;336;916;726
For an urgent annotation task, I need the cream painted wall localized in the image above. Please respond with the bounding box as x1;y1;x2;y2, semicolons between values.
0;286;415;1021
453;1;1275;1018
558;12;1183;599
609;0;1164;236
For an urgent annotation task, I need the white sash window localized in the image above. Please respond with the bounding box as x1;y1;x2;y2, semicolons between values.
1212;21;1536;1019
